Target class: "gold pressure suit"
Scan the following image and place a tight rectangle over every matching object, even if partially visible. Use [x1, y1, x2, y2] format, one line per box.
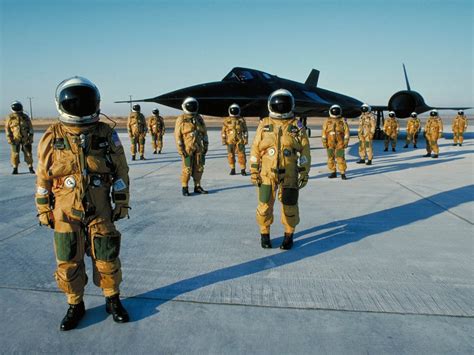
[406, 117, 421, 146]
[358, 112, 376, 160]
[35, 122, 130, 305]
[148, 114, 165, 152]
[424, 116, 443, 155]
[452, 114, 468, 145]
[383, 117, 399, 149]
[174, 113, 209, 187]
[322, 117, 349, 174]
[127, 112, 147, 156]
[5, 112, 34, 168]
[250, 117, 311, 234]
[221, 116, 248, 170]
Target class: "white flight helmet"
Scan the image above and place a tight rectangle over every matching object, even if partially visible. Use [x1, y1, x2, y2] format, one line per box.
[182, 97, 198, 115]
[55, 76, 100, 125]
[329, 104, 342, 118]
[388, 111, 396, 118]
[11, 101, 23, 112]
[458, 110, 464, 115]
[430, 109, 438, 117]
[361, 103, 371, 113]
[228, 103, 240, 117]
[410, 112, 417, 118]
[268, 89, 295, 119]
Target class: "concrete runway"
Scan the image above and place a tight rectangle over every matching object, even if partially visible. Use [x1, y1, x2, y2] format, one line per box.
[0, 126, 473, 354]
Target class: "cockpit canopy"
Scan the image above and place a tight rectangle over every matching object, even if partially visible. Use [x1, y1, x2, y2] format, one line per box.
[222, 67, 275, 83]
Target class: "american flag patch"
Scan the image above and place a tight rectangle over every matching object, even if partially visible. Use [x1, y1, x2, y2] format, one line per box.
[112, 131, 122, 147]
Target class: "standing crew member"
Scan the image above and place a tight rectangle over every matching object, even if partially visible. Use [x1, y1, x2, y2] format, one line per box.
[452, 110, 468, 146]
[148, 108, 165, 154]
[423, 109, 443, 158]
[322, 104, 349, 179]
[221, 103, 248, 175]
[35, 77, 130, 331]
[356, 103, 376, 165]
[383, 111, 399, 152]
[404, 112, 421, 148]
[127, 104, 147, 160]
[250, 89, 311, 250]
[174, 97, 209, 196]
[5, 101, 35, 174]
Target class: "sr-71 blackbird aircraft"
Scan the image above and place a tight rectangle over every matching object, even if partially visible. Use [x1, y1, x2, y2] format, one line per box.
[116, 65, 469, 137]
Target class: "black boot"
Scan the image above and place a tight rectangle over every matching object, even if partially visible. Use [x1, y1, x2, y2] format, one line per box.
[392, 148, 396, 152]
[341, 174, 347, 180]
[403, 144, 408, 148]
[131, 155, 136, 161]
[366, 160, 372, 165]
[153, 150, 157, 154]
[414, 144, 417, 148]
[432, 154, 439, 158]
[452, 143, 457, 146]
[229, 168, 236, 175]
[182, 187, 190, 196]
[140, 155, 145, 160]
[12, 167, 18, 175]
[194, 186, 208, 194]
[328, 172, 337, 179]
[261, 234, 272, 249]
[241, 169, 247, 176]
[459, 143, 462, 147]
[384, 147, 388, 152]
[29, 166, 35, 174]
[60, 301, 85, 331]
[280, 233, 293, 250]
[423, 153, 431, 157]
[105, 294, 129, 323]
[356, 159, 365, 164]
[158, 150, 162, 154]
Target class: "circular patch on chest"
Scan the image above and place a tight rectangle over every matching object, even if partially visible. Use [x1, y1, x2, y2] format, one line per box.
[64, 176, 76, 189]
[268, 148, 276, 156]
[92, 177, 102, 187]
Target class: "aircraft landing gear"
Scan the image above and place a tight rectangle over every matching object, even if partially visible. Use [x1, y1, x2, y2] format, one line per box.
[374, 110, 385, 140]
[299, 116, 311, 137]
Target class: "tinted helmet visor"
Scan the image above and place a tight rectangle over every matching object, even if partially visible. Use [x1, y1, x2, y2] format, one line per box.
[59, 86, 99, 117]
[269, 95, 292, 114]
[185, 101, 198, 113]
[330, 107, 341, 116]
[229, 106, 240, 116]
[11, 102, 23, 112]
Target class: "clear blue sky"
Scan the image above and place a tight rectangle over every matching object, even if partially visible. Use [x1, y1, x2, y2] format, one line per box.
[1, 0, 473, 117]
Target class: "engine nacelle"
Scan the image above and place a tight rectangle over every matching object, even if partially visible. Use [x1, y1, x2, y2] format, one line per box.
[388, 90, 427, 118]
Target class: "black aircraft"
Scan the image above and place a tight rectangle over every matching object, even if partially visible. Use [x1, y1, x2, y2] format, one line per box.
[116, 65, 469, 137]
[116, 67, 363, 118]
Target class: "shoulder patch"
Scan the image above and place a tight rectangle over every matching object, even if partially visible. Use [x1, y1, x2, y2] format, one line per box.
[297, 120, 304, 129]
[112, 131, 122, 147]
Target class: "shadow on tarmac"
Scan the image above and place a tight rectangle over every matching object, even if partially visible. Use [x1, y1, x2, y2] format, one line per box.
[78, 184, 473, 327]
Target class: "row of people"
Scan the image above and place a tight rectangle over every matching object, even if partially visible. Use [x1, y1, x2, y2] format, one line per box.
[126, 105, 165, 160]
[7, 76, 466, 331]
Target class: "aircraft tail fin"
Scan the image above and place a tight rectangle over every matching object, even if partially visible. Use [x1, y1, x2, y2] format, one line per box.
[305, 69, 320, 87]
[403, 63, 411, 91]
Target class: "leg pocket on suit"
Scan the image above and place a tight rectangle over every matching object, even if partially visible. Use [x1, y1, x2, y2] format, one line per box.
[93, 235, 121, 261]
[184, 156, 192, 167]
[227, 144, 234, 153]
[281, 188, 299, 206]
[54, 232, 78, 261]
[259, 184, 272, 203]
